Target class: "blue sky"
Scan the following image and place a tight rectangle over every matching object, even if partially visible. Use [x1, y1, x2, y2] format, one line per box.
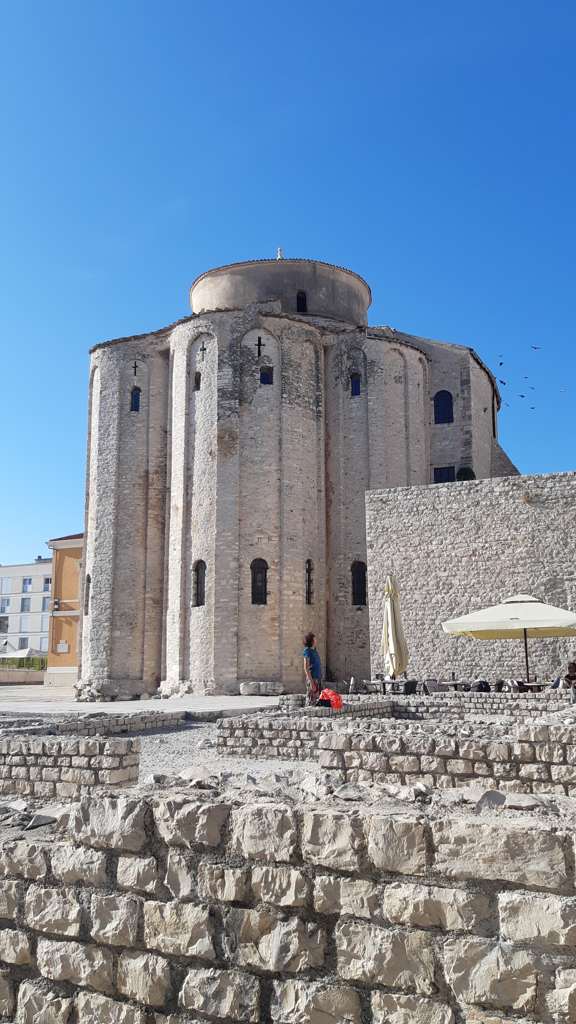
[0, 1, 574, 563]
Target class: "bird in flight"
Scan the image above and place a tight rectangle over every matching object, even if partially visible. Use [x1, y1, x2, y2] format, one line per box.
[499, 379, 507, 385]
[518, 394, 526, 398]
[531, 345, 541, 350]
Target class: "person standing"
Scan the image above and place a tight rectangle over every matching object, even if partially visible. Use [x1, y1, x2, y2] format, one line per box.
[303, 633, 322, 705]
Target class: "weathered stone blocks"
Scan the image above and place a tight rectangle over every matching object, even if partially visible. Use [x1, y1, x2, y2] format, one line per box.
[432, 819, 568, 889]
[0, 928, 33, 965]
[24, 885, 81, 937]
[371, 993, 455, 1024]
[366, 815, 428, 875]
[16, 980, 72, 1023]
[314, 876, 381, 918]
[335, 920, 435, 993]
[179, 967, 259, 1021]
[76, 991, 146, 1024]
[37, 938, 113, 993]
[300, 810, 362, 871]
[384, 882, 492, 933]
[117, 951, 171, 1006]
[271, 980, 362, 1022]
[91, 893, 141, 946]
[224, 909, 325, 973]
[154, 798, 230, 848]
[51, 845, 108, 886]
[70, 797, 148, 852]
[498, 891, 576, 945]
[231, 804, 297, 862]
[143, 900, 214, 958]
[444, 938, 539, 1012]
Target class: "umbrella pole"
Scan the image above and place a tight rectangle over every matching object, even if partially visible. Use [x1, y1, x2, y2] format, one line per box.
[523, 628, 530, 684]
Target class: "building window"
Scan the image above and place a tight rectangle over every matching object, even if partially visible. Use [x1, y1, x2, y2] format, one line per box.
[130, 386, 141, 412]
[20, 615, 30, 634]
[0, 616, 7, 635]
[43, 577, 51, 593]
[492, 400, 497, 438]
[456, 466, 476, 481]
[22, 578, 32, 593]
[350, 372, 361, 397]
[42, 596, 50, 612]
[40, 614, 49, 633]
[193, 560, 206, 607]
[260, 366, 274, 385]
[20, 598, 31, 613]
[18, 637, 29, 650]
[84, 574, 91, 615]
[0, 578, 10, 595]
[434, 466, 456, 483]
[39, 637, 49, 653]
[351, 561, 367, 606]
[305, 559, 314, 605]
[251, 559, 268, 605]
[296, 291, 308, 313]
[0, 599, 9, 614]
[194, 372, 201, 391]
[433, 390, 454, 424]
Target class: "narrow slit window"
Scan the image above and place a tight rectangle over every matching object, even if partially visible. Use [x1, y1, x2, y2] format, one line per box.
[260, 366, 274, 385]
[351, 561, 367, 606]
[193, 560, 206, 607]
[130, 386, 141, 412]
[350, 373, 361, 397]
[297, 291, 307, 313]
[194, 372, 201, 391]
[305, 559, 314, 605]
[251, 559, 268, 605]
[84, 574, 91, 615]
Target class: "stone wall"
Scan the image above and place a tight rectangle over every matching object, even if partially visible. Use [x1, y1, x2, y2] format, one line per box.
[367, 471, 576, 682]
[391, 691, 571, 719]
[0, 788, 574, 1021]
[319, 719, 576, 796]
[0, 709, 189, 738]
[0, 736, 139, 800]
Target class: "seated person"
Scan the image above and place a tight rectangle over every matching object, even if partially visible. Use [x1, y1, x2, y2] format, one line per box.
[550, 662, 576, 689]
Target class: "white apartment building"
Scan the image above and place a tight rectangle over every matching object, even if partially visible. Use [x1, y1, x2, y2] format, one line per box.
[0, 557, 53, 655]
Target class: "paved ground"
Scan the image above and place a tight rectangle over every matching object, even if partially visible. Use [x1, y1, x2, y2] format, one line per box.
[0, 686, 280, 717]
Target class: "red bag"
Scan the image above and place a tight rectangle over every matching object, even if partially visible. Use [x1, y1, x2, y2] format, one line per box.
[318, 688, 343, 711]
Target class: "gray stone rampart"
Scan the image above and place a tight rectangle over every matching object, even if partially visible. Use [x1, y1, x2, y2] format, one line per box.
[0, 787, 573, 1021]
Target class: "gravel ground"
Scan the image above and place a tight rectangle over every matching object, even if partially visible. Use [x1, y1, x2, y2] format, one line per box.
[138, 723, 318, 780]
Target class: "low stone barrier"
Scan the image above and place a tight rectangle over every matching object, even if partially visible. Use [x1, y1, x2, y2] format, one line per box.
[0, 709, 191, 738]
[391, 691, 571, 718]
[320, 720, 576, 795]
[0, 787, 573, 1021]
[0, 736, 139, 799]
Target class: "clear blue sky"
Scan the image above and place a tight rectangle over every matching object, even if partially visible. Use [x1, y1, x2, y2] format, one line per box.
[1, 1, 574, 564]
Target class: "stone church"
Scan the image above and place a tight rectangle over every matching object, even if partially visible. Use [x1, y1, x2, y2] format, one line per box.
[78, 257, 517, 699]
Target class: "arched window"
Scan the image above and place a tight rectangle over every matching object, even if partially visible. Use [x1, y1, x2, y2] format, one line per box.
[130, 386, 141, 412]
[296, 291, 307, 313]
[251, 559, 268, 605]
[433, 390, 453, 424]
[83, 574, 91, 616]
[351, 561, 367, 606]
[193, 560, 206, 607]
[305, 559, 314, 605]
[194, 372, 201, 391]
[456, 466, 476, 481]
[350, 372, 361, 397]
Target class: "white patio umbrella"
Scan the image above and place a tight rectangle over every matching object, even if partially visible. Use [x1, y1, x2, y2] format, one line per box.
[381, 575, 409, 679]
[442, 594, 576, 682]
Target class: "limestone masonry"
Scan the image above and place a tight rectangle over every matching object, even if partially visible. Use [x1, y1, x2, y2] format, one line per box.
[79, 257, 517, 698]
[367, 471, 576, 682]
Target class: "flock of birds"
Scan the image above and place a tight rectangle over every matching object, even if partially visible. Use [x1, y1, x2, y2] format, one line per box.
[489, 345, 565, 413]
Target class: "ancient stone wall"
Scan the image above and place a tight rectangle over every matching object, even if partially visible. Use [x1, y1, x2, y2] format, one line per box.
[0, 789, 574, 1022]
[319, 719, 576, 796]
[367, 471, 576, 682]
[0, 736, 139, 800]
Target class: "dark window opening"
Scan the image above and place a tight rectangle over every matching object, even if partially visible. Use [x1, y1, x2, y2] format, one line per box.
[350, 372, 361, 397]
[260, 366, 274, 385]
[305, 559, 314, 605]
[130, 386, 141, 412]
[251, 559, 268, 605]
[491, 400, 497, 438]
[84, 574, 91, 616]
[433, 390, 453, 424]
[194, 372, 201, 391]
[194, 560, 206, 607]
[456, 466, 476, 481]
[351, 561, 367, 606]
[434, 466, 456, 483]
[296, 291, 307, 313]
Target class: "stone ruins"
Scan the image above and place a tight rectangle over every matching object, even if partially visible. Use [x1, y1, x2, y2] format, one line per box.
[0, 686, 574, 1022]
